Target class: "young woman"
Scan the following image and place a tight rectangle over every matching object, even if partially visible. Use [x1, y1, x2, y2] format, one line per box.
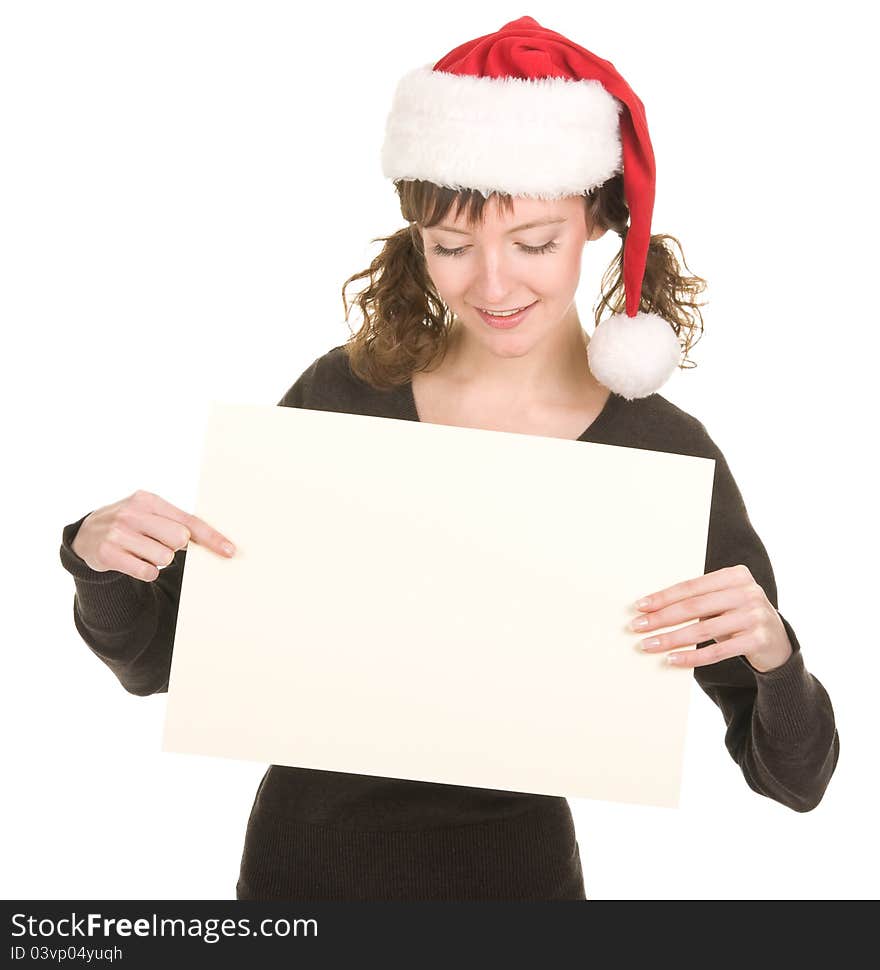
[59, 16, 839, 901]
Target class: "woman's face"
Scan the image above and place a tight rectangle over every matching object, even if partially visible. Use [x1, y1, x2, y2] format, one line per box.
[420, 194, 606, 354]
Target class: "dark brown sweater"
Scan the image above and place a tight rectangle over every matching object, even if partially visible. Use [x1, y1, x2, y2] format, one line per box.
[59, 344, 840, 901]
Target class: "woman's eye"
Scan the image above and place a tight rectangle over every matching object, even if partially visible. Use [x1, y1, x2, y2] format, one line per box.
[430, 243, 466, 257]
[430, 240, 559, 258]
[520, 240, 559, 255]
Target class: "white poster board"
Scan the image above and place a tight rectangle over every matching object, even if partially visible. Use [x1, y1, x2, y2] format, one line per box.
[161, 402, 715, 808]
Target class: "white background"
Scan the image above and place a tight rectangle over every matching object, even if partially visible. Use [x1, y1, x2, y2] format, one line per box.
[3, 0, 876, 900]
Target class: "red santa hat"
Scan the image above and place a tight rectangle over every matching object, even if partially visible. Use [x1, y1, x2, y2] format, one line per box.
[380, 15, 682, 401]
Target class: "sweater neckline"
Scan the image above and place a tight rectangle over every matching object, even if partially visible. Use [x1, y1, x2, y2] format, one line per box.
[400, 376, 623, 443]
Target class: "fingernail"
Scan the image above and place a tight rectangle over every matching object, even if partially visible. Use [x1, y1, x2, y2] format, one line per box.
[222, 541, 235, 556]
[636, 597, 651, 609]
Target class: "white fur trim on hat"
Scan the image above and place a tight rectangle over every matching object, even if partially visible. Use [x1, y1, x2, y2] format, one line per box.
[381, 64, 623, 200]
[587, 311, 681, 400]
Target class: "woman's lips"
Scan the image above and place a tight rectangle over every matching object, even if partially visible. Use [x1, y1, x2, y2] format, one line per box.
[475, 301, 537, 329]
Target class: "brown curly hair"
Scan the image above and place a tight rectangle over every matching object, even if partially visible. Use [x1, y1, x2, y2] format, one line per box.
[341, 176, 707, 391]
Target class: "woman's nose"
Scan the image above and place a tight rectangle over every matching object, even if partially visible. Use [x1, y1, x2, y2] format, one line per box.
[472, 251, 517, 298]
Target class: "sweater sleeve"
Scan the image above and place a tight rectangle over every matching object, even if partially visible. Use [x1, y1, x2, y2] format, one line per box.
[59, 361, 322, 696]
[691, 425, 840, 812]
[58, 514, 185, 696]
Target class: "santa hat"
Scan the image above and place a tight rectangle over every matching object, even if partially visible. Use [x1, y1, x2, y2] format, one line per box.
[380, 15, 681, 400]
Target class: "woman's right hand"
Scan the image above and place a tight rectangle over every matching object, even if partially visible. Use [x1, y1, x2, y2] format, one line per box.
[70, 489, 236, 582]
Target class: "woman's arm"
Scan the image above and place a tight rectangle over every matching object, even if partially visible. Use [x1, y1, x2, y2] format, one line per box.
[59, 513, 186, 696]
[59, 356, 324, 696]
[691, 426, 840, 812]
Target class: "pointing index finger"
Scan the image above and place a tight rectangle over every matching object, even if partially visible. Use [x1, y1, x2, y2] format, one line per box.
[139, 490, 235, 556]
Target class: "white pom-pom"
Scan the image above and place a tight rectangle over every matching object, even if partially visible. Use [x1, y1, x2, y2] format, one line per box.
[586, 311, 681, 401]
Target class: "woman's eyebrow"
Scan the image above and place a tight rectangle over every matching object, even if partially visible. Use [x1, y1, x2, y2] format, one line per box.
[433, 217, 568, 235]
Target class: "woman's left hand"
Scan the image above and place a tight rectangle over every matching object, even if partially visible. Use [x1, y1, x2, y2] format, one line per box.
[631, 564, 794, 673]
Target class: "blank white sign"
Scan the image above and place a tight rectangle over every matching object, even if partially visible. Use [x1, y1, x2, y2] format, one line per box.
[161, 402, 715, 808]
